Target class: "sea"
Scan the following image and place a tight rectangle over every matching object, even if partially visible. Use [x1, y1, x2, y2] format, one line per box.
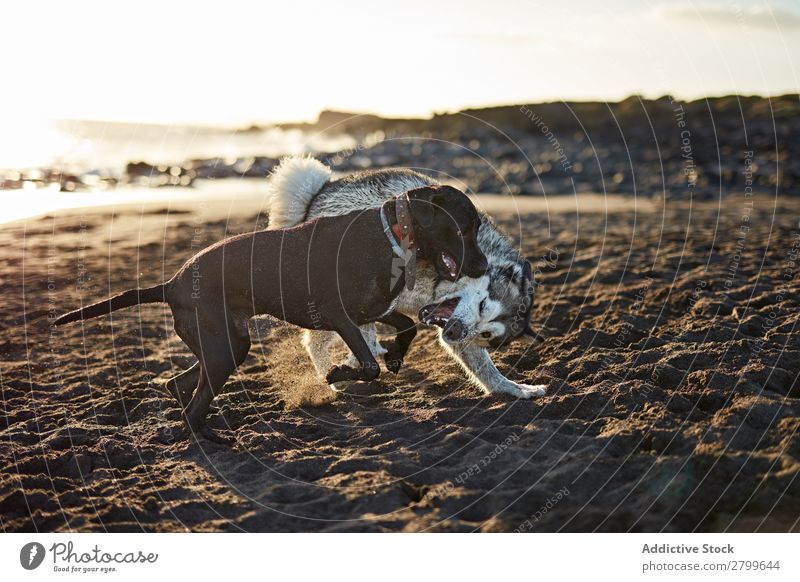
[0, 119, 355, 223]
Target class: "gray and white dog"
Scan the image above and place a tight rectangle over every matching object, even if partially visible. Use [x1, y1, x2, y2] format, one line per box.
[266, 157, 546, 398]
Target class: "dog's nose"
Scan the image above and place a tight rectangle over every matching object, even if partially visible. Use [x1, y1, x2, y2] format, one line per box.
[443, 319, 466, 342]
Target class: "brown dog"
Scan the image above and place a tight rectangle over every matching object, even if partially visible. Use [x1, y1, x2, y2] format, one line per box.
[54, 186, 488, 433]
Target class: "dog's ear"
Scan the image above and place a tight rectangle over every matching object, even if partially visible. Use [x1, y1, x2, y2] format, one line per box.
[406, 186, 441, 228]
[523, 260, 533, 281]
[523, 260, 535, 294]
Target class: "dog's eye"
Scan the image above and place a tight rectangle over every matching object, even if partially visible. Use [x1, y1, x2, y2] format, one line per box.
[479, 298, 486, 312]
[480, 331, 493, 339]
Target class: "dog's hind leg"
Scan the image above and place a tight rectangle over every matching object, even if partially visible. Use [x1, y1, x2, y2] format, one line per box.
[166, 308, 207, 406]
[325, 320, 380, 384]
[377, 312, 417, 374]
[162, 362, 200, 407]
[176, 309, 252, 432]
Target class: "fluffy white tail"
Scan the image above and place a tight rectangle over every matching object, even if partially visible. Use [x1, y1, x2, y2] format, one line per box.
[266, 156, 331, 229]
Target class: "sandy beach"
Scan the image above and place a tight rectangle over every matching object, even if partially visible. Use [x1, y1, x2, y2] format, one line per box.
[1, 186, 798, 532]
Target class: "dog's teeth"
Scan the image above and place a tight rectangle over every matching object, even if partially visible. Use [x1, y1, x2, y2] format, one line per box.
[440, 252, 458, 279]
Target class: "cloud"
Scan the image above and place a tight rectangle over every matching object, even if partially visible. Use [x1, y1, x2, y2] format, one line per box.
[658, 3, 800, 32]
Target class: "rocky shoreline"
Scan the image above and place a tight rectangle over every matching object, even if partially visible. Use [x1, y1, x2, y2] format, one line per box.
[2, 95, 797, 200]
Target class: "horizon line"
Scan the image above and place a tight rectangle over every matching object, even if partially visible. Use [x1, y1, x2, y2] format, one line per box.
[42, 91, 798, 130]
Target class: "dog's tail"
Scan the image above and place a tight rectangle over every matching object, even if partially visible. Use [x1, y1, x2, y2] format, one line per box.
[266, 156, 331, 229]
[53, 284, 166, 326]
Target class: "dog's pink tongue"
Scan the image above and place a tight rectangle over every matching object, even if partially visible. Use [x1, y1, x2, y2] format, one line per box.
[419, 298, 459, 327]
[441, 252, 458, 279]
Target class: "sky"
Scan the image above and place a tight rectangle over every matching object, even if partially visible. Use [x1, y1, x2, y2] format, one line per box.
[1, 0, 798, 125]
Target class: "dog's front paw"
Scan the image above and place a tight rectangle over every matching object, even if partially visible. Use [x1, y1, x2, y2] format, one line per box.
[489, 380, 547, 399]
[326, 365, 354, 384]
[515, 383, 547, 398]
[326, 362, 380, 383]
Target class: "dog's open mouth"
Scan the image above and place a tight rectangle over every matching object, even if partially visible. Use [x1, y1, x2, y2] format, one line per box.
[419, 298, 460, 328]
[436, 251, 459, 281]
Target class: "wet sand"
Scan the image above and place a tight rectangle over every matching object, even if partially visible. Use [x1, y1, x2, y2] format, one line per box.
[1, 191, 799, 532]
